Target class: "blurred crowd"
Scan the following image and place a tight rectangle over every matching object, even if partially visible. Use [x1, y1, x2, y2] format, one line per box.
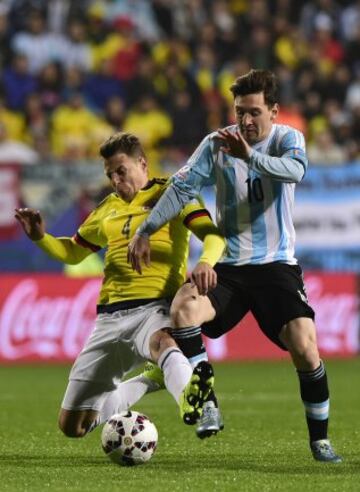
[0, 0, 359, 176]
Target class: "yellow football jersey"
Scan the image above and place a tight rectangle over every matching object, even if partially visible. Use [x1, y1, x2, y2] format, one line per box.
[73, 179, 214, 304]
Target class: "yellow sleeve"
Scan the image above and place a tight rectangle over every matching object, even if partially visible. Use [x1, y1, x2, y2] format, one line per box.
[35, 233, 93, 264]
[181, 202, 226, 267]
[35, 206, 107, 264]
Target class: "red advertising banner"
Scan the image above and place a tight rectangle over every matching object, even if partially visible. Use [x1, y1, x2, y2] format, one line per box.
[0, 275, 101, 362]
[0, 273, 358, 362]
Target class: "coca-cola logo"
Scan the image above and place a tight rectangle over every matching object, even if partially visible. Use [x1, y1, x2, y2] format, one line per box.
[306, 276, 359, 354]
[0, 278, 101, 360]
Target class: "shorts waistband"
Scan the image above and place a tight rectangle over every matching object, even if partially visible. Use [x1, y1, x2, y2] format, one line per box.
[97, 298, 162, 314]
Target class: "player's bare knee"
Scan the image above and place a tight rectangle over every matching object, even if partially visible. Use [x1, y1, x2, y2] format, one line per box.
[58, 417, 83, 438]
[171, 295, 200, 327]
[150, 329, 176, 361]
[281, 318, 319, 368]
[58, 410, 91, 438]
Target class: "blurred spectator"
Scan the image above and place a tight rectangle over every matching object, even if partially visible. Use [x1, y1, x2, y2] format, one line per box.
[107, 0, 161, 42]
[51, 92, 110, 160]
[37, 62, 63, 113]
[345, 71, 360, 110]
[0, 96, 26, 141]
[247, 25, 275, 70]
[125, 55, 159, 106]
[0, 0, 357, 174]
[307, 129, 347, 165]
[23, 92, 48, 141]
[0, 121, 39, 164]
[166, 90, 207, 152]
[83, 58, 125, 112]
[123, 94, 172, 175]
[300, 0, 341, 40]
[8, 0, 48, 32]
[340, 0, 360, 42]
[123, 94, 172, 150]
[12, 10, 68, 74]
[204, 90, 229, 132]
[110, 17, 142, 81]
[0, 7, 12, 70]
[62, 66, 85, 100]
[63, 18, 91, 71]
[2, 54, 38, 110]
[276, 101, 307, 135]
[103, 96, 126, 130]
[191, 43, 218, 96]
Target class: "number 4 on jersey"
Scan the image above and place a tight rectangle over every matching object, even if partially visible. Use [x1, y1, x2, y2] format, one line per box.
[121, 215, 133, 239]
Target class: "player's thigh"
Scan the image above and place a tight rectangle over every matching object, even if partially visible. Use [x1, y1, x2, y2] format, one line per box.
[201, 265, 250, 338]
[61, 379, 116, 413]
[170, 282, 216, 326]
[250, 263, 315, 350]
[68, 313, 138, 385]
[134, 299, 174, 361]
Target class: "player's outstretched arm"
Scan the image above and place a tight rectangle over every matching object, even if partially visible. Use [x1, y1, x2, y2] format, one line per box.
[15, 207, 90, 264]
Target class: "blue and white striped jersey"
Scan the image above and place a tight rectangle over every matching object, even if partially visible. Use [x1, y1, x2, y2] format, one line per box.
[138, 123, 308, 266]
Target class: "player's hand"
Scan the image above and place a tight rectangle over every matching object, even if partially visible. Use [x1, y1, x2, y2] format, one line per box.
[127, 233, 151, 274]
[190, 262, 217, 296]
[14, 208, 45, 241]
[216, 127, 251, 160]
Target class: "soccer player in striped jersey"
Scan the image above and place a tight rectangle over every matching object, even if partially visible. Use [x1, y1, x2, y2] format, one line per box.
[15, 132, 226, 440]
[128, 70, 342, 462]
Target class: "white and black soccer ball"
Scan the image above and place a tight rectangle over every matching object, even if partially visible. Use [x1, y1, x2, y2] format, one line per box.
[101, 411, 158, 466]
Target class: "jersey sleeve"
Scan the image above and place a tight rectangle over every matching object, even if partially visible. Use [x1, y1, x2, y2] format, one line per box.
[181, 199, 226, 266]
[278, 129, 308, 172]
[35, 233, 93, 264]
[248, 127, 307, 183]
[75, 208, 107, 251]
[137, 135, 217, 237]
[171, 135, 217, 195]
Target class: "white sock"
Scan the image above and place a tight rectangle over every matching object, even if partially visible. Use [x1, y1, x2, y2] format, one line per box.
[99, 375, 158, 424]
[157, 347, 192, 404]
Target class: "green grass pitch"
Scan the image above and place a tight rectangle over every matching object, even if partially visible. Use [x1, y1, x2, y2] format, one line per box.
[0, 359, 359, 492]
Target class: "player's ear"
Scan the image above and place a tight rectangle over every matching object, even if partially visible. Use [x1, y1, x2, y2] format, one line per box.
[270, 103, 279, 121]
[139, 156, 147, 171]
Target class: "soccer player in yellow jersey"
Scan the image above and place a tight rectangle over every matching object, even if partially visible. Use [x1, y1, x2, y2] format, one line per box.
[15, 132, 226, 440]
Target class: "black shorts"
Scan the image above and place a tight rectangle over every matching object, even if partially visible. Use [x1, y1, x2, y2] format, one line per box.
[202, 262, 315, 351]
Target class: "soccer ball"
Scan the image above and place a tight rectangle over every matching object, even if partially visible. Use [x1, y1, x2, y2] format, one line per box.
[101, 411, 158, 466]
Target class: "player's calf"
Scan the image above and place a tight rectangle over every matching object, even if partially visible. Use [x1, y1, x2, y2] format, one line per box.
[58, 408, 99, 438]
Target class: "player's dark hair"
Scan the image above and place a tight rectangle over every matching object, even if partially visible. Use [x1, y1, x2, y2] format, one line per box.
[99, 132, 145, 159]
[230, 69, 278, 107]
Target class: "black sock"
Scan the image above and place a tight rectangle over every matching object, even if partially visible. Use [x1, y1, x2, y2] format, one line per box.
[170, 326, 208, 368]
[297, 361, 329, 443]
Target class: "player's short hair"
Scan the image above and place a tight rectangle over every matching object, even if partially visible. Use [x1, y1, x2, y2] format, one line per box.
[230, 69, 278, 107]
[99, 132, 145, 159]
